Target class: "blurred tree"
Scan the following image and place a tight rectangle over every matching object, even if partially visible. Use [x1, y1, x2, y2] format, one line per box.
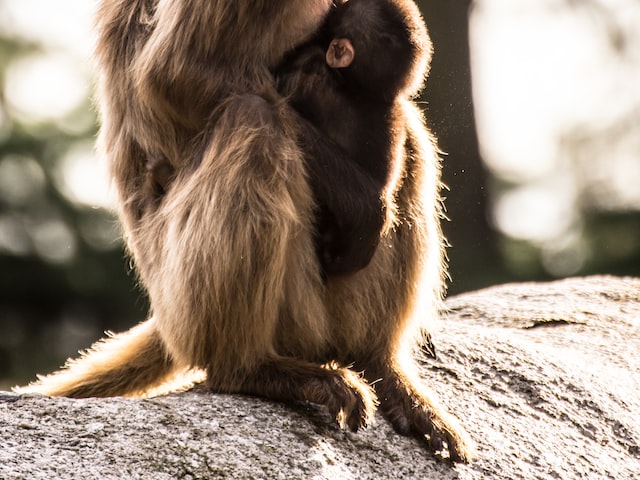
[470, 0, 640, 281]
[417, 0, 508, 293]
[419, 0, 640, 290]
[0, 33, 144, 388]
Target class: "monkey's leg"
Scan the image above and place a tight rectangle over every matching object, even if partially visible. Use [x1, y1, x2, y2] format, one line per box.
[359, 102, 474, 462]
[210, 356, 377, 432]
[361, 359, 476, 462]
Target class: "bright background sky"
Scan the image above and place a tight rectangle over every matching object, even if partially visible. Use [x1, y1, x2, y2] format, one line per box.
[0, 0, 110, 214]
[1, 0, 96, 119]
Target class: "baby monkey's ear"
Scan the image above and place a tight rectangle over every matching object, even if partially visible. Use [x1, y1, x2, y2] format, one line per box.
[326, 38, 355, 68]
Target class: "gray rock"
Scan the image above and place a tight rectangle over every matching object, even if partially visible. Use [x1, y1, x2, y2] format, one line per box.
[2, 276, 639, 479]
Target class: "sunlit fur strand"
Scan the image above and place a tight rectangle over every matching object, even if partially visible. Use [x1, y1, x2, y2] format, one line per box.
[14, 319, 174, 398]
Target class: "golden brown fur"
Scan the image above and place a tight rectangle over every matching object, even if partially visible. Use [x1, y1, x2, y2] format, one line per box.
[16, 0, 474, 462]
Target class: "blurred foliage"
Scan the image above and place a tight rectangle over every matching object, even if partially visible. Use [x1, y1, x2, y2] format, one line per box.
[421, 0, 640, 291]
[0, 33, 145, 388]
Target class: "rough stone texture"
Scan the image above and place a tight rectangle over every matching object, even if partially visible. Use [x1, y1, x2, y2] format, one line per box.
[1, 275, 639, 479]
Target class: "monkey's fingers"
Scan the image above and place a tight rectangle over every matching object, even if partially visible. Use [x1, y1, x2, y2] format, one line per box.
[371, 369, 476, 463]
[304, 365, 377, 432]
[338, 367, 378, 432]
[404, 401, 476, 463]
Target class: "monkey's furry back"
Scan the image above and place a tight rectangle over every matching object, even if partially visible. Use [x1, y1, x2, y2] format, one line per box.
[16, 0, 440, 435]
[14, 0, 475, 462]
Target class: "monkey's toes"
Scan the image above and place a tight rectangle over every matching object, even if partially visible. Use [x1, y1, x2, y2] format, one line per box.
[376, 380, 475, 463]
[404, 404, 476, 463]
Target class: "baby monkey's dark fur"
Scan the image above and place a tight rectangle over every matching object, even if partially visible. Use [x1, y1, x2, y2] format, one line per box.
[277, 0, 425, 275]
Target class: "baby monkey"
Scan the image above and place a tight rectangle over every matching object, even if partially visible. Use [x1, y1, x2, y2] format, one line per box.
[276, 0, 427, 275]
[144, 0, 426, 277]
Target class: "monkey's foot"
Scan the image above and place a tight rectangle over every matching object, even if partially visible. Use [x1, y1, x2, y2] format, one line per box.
[216, 357, 377, 432]
[370, 366, 476, 462]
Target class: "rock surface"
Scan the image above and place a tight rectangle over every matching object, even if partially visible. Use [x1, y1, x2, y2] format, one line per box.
[1, 276, 639, 479]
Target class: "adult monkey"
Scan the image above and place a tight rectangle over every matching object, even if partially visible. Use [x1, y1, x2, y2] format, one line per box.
[18, 0, 475, 462]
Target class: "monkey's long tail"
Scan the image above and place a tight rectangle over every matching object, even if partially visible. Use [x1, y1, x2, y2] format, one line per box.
[14, 318, 178, 398]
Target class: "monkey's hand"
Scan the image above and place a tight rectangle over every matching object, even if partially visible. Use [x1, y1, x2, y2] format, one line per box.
[230, 356, 377, 433]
